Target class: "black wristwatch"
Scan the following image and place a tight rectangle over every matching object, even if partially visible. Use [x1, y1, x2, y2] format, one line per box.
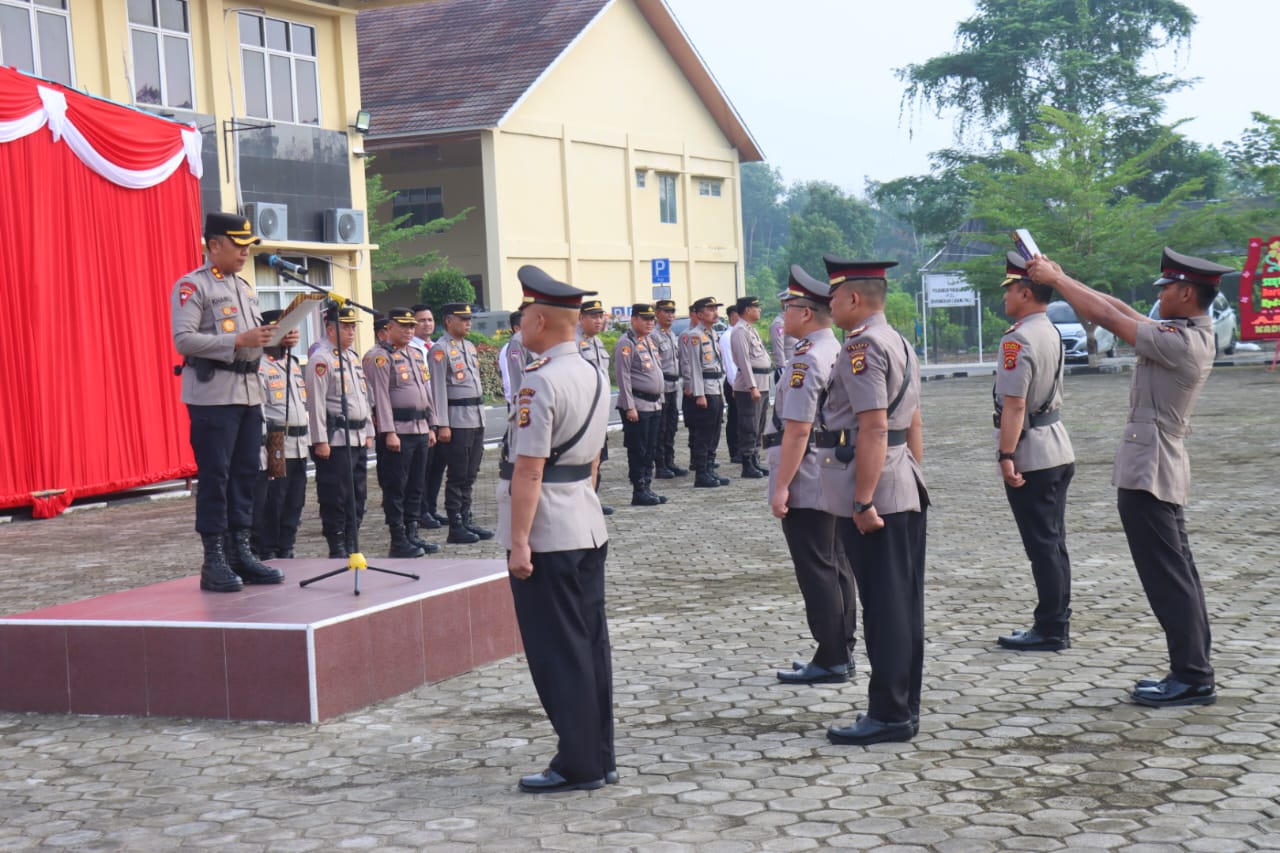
[852, 500, 875, 514]
[997, 450, 1016, 462]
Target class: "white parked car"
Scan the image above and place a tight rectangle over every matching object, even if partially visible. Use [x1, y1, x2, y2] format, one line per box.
[1047, 300, 1116, 362]
[1147, 292, 1238, 355]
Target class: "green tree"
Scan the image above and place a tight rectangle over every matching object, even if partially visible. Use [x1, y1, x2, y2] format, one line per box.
[740, 162, 789, 273]
[779, 181, 875, 283]
[898, 0, 1195, 150]
[366, 160, 472, 292]
[1222, 112, 1280, 195]
[418, 262, 476, 319]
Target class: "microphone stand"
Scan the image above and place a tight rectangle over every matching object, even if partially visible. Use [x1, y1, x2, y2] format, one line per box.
[269, 264, 419, 595]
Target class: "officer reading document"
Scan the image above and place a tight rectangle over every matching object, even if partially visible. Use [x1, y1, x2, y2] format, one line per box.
[499, 265, 614, 794]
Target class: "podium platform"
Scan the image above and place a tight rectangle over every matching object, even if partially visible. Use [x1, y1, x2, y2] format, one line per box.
[0, 558, 520, 723]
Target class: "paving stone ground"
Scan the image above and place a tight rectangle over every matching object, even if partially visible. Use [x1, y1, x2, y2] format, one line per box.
[1, 365, 1278, 851]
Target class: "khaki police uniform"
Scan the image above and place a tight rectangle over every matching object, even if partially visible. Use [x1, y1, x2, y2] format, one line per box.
[679, 321, 726, 478]
[252, 351, 308, 558]
[501, 330, 532, 408]
[428, 333, 487, 525]
[818, 311, 927, 726]
[764, 326, 855, 670]
[730, 320, 773, 463]
[653, 322, 683, 474]
[366, 339, 435, 534]
[995, 310, 1075, 637]
[306, 342, 374, 553]
[770, 313, 796, 382]
[614, 329, 665, 495]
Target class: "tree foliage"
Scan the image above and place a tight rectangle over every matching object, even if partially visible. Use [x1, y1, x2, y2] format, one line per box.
[418, 263, 477, 319]
[366, 160, 472, 292]
[1222, 112, 1280, 195]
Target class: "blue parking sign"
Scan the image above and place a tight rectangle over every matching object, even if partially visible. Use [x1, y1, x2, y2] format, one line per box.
[651, 258, 670, 284]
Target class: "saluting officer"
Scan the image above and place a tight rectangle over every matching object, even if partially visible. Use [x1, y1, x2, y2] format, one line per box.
[251, 309, 308, 561]
[818, 255, 927, 746]
[171, 212, 284, 592]
[366, 307, 439, 559]
[499, 265, 615, 794]
[429, 303, 494, 544]
[577, 299, 614, 515]
[993, 252, 1075, 652]
[306, 304, 375, 558]
[614, 303, 668, 507]
[766, 266, 856, 686]
[679, 297, 730, 488]
[652, 298, 688, 478]
[1028, 247, 1231, 708]
[729, 295, 773, 478]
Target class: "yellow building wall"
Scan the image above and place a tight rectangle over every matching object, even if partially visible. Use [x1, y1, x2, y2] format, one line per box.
[491, 0, 744, 314]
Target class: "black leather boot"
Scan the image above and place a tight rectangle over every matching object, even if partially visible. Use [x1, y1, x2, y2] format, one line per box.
[741, 460, 764, 478]
[666, 456, 689, 477]
[200, 533, 243, 592]
[631, 482, 661, 505]
[226, 530, 285, 584]
[751, 454, 769, 476]
[418, 512, 442, 530]
[642, 478, 667, 504]
[388, 524, 426, 558]
[325, 531, 349, 559]
[463, 510, 495, 540]
[694, 467, 722, 488]
[447, 513, 480, 544]
[405, 521, 439, 555]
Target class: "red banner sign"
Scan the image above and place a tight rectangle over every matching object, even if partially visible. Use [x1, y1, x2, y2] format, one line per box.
[1240, 236, 1280, 340]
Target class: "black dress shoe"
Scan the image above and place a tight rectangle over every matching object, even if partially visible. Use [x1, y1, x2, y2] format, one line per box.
[777, 663, 848, 685]
[1135, 674, 1172, 689]
[601, 504, 615, 516]
[518, 769, 605, 793]
[793, 659, 855, 675]
[1130, 678, 1216, 708]
[827, 714, 915, 745]
[605, 770, 619, 785]
[631, 490, 661, 506]
[996, 627, 1069, 651]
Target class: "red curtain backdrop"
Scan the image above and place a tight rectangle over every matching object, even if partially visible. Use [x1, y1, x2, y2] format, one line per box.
[0, 67, 201, 516]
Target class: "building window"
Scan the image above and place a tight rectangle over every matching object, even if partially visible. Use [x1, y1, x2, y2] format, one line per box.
[392, 187, 444, 227]
[698, 179, 722, 198]
[0, 0, 74, 86]
[635, 169, 646, 189]
[128, 0, 193, 109]
[658, 173, 678, 224]
[239, 11, 319, 125]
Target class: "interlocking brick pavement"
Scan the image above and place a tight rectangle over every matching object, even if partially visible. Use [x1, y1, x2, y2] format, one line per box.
[1, 366, 1278, 850]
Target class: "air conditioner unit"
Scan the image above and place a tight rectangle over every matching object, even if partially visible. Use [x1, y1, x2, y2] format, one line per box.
[324, 208, 364, 244]
[242, 202, 288, 241]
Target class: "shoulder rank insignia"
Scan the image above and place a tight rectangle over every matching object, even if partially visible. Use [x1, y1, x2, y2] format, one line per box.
[526, 356, 551, 372]
[794, 338, 813, 355]
[1157, 322, 1182, 333]
[847, 324, 867, 338]
[1003, 322, 1019, 335]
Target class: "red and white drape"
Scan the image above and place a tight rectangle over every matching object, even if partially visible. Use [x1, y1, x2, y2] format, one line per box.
[0, 66, 204, 516]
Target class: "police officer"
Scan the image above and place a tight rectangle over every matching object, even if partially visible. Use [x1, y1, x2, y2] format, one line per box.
[1028, 247, 1231, 708]
[730, 295, 773, 478]
[499, 310, 532, 408]
[171, 212, 284, 592]
[614, 303, 667, 506]
[429, 303, 493, 544]
[366, 307, 439, 559]
[720, 304, 741, 463]
[652, 299, 688, 478]
[499, 265, 614, 793]
[307, 304, 375, 558]
[577, 299, 614, 515]
[992, 252, 1075, 651]
[818, 255, 927, 746]
[766, 266, 856, 685]
[679, 297, 730, 488]
[411, 304, 445, 531]
[251, 309, 308, 560]
[769, 290, 796, 385]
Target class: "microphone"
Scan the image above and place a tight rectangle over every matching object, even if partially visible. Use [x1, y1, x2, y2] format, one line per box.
[263, 254, 306, 275]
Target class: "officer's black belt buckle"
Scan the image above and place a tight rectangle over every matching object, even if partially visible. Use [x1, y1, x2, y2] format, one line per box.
[498, 460, 593, 483]
[447, 396, 483, 407]
[633, 390, 661, 403]
[392, 407, 430, 421]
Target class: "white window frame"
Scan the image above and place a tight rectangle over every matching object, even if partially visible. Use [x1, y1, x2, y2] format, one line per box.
[658, 172, 678, 224]
[127, 0, 195, 110]
[0, 0, 75, 86]
[239, 12, 320, 126]
[698, 179, 722, 198]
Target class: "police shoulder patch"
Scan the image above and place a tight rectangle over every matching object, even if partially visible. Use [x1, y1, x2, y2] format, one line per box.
[432, 349, 445, 361]
[518, 406, 531, 428]
[373, 354, 388, 368]
[314, 362, 328, 377]
[525, 356, 551, 372]
[177, 283, 195, 306]
[793, 338, 813, 355]
[1002, 340, 1022, 370]
[621, 346, 631, 356]
[789, 370, 806, 388]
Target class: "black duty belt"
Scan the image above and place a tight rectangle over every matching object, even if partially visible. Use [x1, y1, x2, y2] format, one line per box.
[662, 373, 679, 382]
[1029, 409, 1061, 428]
[633, 390, 661, 403]
[702, 372, 724, 380]
[267, 423, 308, 436]
[751, 367, 772, 375]
[185, 356, 260, 374]
[448, 396, 482, 407]
[813, 428, 907, 448]
[326, 415, 367, 430]
[498, 460, 594, 482]
[762, 431, 815, 450]
[392, 407, 430, 421]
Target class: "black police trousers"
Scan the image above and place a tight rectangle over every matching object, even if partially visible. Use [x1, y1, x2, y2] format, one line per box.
[188, 403, 262, 535]
[837, 508, 927, 724]
[733, 389, 769, 458]
[440, 426, 484, 515]
[312, 444, 367, 545]
[682, 392, 723, 472]
[423, 441, 445, 517]
[509, 543, 614, 784]
[723, 379, 739, 458]
[376, 432, 429, 527]
[251, 458, 307, 556]
[1117, 488, 1214, 687]
[1004, 462, 1074, 634]
[660, 389, 680, 468]
[621, 409, 661, 486]
[782, 508, 856, 669]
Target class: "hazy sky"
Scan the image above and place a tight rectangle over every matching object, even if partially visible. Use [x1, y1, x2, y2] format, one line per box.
[664, 0, 1266, 194]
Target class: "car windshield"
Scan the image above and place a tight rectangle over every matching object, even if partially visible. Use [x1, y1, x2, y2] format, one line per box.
[1046, 301, 1079, 324]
